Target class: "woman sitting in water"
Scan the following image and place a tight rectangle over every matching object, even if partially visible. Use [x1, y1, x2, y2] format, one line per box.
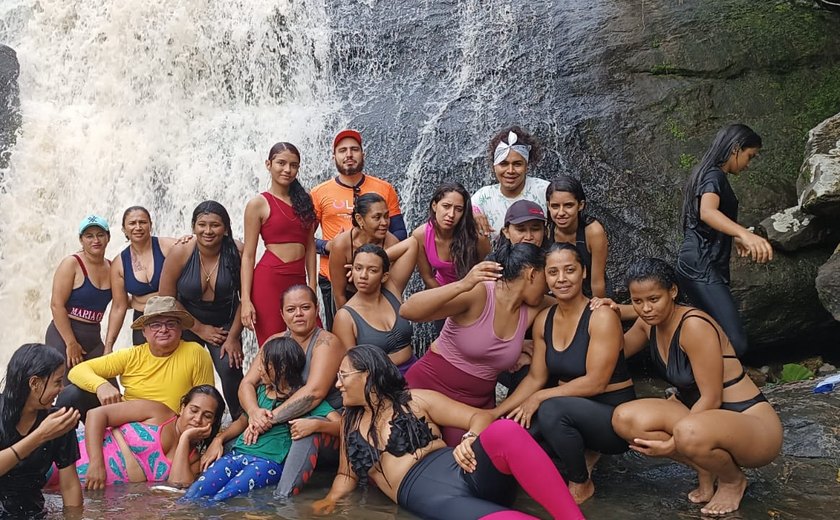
[402, 242, 551, 446]
[237, 285, 345, 498]
[332, 240, 419, 375]
[160, 200, 245, 419]
[73, 385, 224, 489]
[545, 176, 608, 298]
[494, 243, 635, 504]
[329, 192, 400, 310]
[411, 182, 490, 290]
[47, 215, 112, 376]
[105, 206, 179, 349]
[611, 258, 782, 516]
[0, 344, 81, 518]
[187, 337, 340, 502]
[313, 344, 584, 520]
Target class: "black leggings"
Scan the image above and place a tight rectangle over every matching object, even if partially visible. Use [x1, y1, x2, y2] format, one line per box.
[45, 319, 105, 384]
[318, 275, 337, 332]
[397, 440, 517, 520]
[532, 386, 636, 483]
[182, 330, 243, 419]
[677, 275, 747, 357]
[131, 309, 146, 345]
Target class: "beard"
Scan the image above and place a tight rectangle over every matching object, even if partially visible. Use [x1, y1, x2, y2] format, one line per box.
[336, 156, 364, 176]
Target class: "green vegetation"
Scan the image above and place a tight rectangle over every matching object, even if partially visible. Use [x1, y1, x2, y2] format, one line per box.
[678, 153, 697, 171]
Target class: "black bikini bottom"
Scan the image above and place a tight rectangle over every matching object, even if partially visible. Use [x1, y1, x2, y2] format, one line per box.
[720, 391, 768, 413]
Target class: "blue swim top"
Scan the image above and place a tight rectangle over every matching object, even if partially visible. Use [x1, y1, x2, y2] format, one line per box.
[120, 237, 166, 297]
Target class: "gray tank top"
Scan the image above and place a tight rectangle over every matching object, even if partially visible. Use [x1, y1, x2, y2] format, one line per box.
[293, 328, 343, 409]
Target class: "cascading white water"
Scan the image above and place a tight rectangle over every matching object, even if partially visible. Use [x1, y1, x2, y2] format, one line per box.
[0, 0, 340, 373]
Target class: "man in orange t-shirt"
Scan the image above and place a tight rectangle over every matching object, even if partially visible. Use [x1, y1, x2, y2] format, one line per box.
[311, 129, 405, 329]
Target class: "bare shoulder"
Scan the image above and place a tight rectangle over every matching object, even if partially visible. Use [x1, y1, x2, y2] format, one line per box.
[410, 225, 426, 243]
[585, 219, 607, 239]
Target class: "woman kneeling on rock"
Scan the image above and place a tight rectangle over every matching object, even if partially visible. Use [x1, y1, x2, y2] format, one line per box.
[611, 258, 782, 516]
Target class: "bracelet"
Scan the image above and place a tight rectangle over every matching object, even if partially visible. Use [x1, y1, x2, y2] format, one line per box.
[9, 445, 22, 461]
[461, 431, 477, 442]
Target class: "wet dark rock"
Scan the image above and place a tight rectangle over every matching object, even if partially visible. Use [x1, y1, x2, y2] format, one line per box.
[816, 247, 840, 320]
[798, 112, 840, 218]
[0, 44, 20, 171]
[818, 362, 836, 374]
[758, 205, 837, 252]
[327, 0, 840, 352]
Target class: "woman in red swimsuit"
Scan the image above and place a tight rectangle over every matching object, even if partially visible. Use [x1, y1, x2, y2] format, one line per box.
[241, 142, 318, 347]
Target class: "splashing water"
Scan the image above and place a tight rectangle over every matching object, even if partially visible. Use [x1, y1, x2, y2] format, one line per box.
[0, 0, 340, 373]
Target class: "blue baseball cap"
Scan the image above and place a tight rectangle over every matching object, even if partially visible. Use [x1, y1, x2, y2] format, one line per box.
[78, 215, 110, 236]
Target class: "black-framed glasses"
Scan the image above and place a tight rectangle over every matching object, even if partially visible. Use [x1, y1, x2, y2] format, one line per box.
[147, 320, 180, 331]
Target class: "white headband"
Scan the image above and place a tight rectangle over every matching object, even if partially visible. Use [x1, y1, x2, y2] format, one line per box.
[493, 131, 532, 165]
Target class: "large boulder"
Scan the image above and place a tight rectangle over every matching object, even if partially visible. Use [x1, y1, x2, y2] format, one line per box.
[816, 246, 840, 321]
[0, 44, 20, 171]
[798, 112, 840, 217]
[757, 205, 837, 252]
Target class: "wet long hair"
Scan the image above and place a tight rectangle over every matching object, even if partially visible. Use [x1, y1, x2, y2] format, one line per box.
[428, 182, 480, 279]
[486, 241, 546, 281]
[545, 175, 592, 240]
[487, 125, 543, 170]
[341, 344, 420, 485]
[191, 201, 241, 299]
[625, 257, 681, 298]
[261, 337, 306, 399]
[267, 142, 316, 228]
[0, 344, 66, 447]
[179, 385, 225, 452]
[351, 193, 387, 229]
[681, 124, 762, 229]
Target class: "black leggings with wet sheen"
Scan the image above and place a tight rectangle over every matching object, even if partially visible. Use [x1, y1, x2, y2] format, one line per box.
[531, 386, 636, 483]
[677, 275, 748, 357]
[182, 330, 243, 419]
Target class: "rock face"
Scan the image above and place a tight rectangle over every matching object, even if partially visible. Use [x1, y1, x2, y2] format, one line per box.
[758, 205, 837, 252]
[327, 0, 840, 350]
[816, 247, 840, 321]
[798, 113, 840, 217]
[0, 45, 20, 171]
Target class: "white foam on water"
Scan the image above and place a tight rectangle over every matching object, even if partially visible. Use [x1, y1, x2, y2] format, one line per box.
[0, 0, 341, 375]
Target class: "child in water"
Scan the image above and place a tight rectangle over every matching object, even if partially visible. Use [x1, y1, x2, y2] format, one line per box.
[184, 336, 339, 501]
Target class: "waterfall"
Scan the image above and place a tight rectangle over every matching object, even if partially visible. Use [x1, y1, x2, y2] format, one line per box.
[0, 0, 339, 371]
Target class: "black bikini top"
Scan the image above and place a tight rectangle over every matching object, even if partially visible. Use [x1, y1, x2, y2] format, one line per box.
[650, 310, 744, 407]
[544, 304, 630, 385]
[346, 411, 437, 484]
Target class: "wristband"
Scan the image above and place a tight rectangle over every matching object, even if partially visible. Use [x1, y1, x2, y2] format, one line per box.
[461, 431, 477, 442]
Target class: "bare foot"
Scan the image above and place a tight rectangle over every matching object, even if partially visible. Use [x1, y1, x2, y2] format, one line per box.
[700, 475, 747, 516]
[569, 479, 595, 504]
[688, 469, 715, 504]
[584, 450, 601, 477]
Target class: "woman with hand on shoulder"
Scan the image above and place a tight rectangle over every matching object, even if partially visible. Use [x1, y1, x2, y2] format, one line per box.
[0, 344, 81, 518]
[472, 126, 549, 240]
[314, 345, 584, 520]
[332, 239, 419, 374]
[74, 385, 224, 489]
[494, 243, 634, 504]
[241, 142, 318, 347]
[47, 215, 112, 376]
[329, 193, 399, 310]
[612, 258, 781, 516]
[401, 242, 550, 446]
[411, 182, 490, 290]
[678, 124, 771, 357]
[546, 176, 608, 298]
[159, 201, 245, 419]
[105, 206, 179, 350]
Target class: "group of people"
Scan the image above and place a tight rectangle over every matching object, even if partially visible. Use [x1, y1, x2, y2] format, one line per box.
[0, 123, 783, 519]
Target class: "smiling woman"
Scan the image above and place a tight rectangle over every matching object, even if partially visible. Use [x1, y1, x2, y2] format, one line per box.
[159, 201, 245, 419]
[45, 215, 113, 381]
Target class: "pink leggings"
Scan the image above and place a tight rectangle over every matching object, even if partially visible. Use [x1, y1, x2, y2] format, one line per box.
[397, 420, 584, 520]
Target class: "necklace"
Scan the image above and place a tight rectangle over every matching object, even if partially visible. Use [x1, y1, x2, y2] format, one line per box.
[199, 253, 220, 286]
[267, 190, 296, 222]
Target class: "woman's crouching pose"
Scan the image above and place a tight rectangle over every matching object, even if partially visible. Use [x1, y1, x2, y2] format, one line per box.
[611, 258, 781, 516]
[314, 344, 584, 520]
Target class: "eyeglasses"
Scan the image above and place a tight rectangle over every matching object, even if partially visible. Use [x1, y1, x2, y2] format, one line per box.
[336, 369, 364, 384]
[147, 320, 180, 331]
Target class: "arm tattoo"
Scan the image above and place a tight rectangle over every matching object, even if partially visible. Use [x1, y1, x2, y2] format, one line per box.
[272, 395, 317, 425]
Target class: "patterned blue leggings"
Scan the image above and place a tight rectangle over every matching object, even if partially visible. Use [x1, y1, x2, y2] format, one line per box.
[184, 452, 284, 501]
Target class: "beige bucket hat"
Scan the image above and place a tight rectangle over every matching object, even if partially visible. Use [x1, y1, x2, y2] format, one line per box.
[130, 296, 195, 330]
